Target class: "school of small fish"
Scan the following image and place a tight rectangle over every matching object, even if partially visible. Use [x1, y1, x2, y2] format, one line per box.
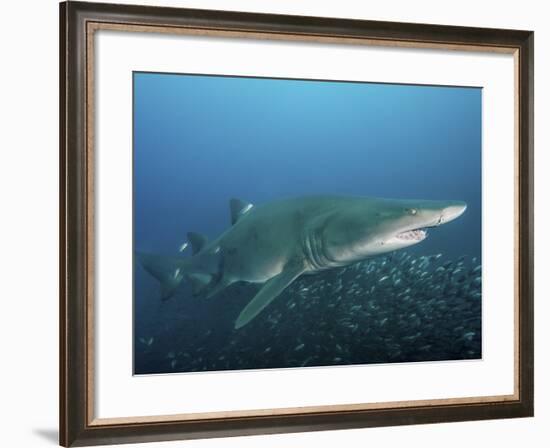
[135, 252, 482, 374]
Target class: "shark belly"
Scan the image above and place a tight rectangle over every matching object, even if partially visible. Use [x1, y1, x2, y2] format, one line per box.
[218, 214, 304, 284]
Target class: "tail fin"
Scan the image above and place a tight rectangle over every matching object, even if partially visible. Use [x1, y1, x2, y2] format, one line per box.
[136, 252, 187, 301]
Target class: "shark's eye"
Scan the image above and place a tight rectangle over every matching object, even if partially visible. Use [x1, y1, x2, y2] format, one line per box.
[407, 208, 418, 215]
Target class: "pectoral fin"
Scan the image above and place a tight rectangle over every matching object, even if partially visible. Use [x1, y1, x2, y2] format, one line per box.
[234, 262, 305, 329]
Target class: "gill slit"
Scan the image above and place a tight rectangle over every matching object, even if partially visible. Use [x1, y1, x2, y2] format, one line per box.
[302, 228, 336, 271]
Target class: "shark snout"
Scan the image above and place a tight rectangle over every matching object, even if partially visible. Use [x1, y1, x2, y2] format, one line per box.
[438, 201, 467, 225]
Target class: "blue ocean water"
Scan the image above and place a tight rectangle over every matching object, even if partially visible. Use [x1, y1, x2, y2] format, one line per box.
[133, 72, 482, 374]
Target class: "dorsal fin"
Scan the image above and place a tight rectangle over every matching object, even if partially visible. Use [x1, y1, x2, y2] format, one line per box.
[187, 232, 208, 255]
[230, 198, 253, 225]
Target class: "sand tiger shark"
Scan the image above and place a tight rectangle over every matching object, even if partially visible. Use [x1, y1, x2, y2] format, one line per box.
[137, 196, 467, 329]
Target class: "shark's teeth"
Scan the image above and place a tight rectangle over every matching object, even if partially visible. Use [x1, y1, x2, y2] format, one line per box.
[396, 229, 427, 241]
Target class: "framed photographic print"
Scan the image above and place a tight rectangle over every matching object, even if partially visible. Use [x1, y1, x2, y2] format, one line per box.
[59, 1, 534, 446]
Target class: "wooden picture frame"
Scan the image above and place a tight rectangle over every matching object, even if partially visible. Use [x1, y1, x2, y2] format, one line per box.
[60, 1, 534, 446]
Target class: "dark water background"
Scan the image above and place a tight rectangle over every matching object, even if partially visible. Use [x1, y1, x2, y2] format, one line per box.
[133, 72, 482, 374]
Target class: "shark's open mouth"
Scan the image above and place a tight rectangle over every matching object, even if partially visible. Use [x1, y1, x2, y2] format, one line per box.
[395, 229, 427, 241]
